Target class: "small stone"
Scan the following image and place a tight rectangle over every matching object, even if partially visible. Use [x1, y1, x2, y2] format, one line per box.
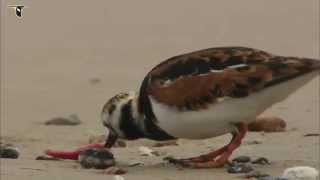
[252, 157, 270, 165]
[89, 78, 101, 85]
[240, 170, 270, 179]
[248, 117, 286, 132]
[105, 167, 127, 175]
[281, 166, 319, 180]
[45, 114, 81, 126]
[256, 177, 280, 180]
[303, 133, 320, 137]
[0, 144, 19, 159]
[79, 148, 115, 169]
[257, 177, 288, 180]
[152, 140, 178, 147]
[227, 163, 254, 173]
[128, 161, 144, 167]
[244, 140, 262, 145]
[232, 156, 251, 163]
[35, 155, 60, 161]
[113, 175, 125, 180]
[139, 146, 160, 156]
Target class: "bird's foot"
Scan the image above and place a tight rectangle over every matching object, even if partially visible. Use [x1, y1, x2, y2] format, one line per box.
[164, 156, 227, 168]
[165, 150, 232, 169]
[164, 156, 191, 167]
[166, 145, 228, 164]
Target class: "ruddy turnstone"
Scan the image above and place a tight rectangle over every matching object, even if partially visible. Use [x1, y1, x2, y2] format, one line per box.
[44, 47, 319, 165]
[100, 47, 319, 168]
[8, 5, 26, 18]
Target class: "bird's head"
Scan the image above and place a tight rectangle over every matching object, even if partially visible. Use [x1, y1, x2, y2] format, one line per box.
[101, 92, 145, 148]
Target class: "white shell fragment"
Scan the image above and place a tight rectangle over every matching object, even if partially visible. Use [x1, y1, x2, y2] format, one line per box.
[113, 175, 125, 180]
[138, 146, 159, 156]
[281, 166, 319, 180]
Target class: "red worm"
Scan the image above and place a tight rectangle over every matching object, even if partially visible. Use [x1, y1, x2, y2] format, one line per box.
[45, 143, 105, 160]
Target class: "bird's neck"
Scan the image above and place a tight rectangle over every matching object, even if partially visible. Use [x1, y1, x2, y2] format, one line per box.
[133, 95, 176, 141]
[118, 96, 146, 140]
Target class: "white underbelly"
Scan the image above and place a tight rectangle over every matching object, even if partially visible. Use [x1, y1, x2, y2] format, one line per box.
[150, 72, 319, 139]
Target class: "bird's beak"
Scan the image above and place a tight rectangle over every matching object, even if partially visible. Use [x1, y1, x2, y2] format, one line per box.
[104, 128, 118, 148]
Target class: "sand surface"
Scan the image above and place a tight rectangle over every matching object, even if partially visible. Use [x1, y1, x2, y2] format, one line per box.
[1, 0, 319, 179]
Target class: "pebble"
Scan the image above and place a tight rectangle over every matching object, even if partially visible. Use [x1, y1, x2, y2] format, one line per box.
[281, 166, 319, 180]
[248, 117, 286, 132]
[89, 78, 101, 85]
[35, 155, 60, 161]
[252, 157, 270, 165]
[105, 167, 127, 175]
[139, 146, 160, 156]
[232, 156, 251, 163]
[227, 163, 254, 173]
[78, 148, 115, 169]
[128, 161, 144, 167]
[240, 170, 270, 179]
[152, 140, 178, 147]
[45, 114, 81, 126]
[0, 144, 19, 159]
[303, 133, 320, 137]
[257, 176, 288, 180]
[113, 175, 125, 180]
[244, 140, 263, 145]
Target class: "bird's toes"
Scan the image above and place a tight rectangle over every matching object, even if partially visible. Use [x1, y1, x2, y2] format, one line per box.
[163, 156, 191, 167]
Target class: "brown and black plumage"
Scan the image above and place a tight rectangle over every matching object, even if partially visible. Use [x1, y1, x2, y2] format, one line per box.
[100, 46, 319, 168]
[140, 47, 319, 111]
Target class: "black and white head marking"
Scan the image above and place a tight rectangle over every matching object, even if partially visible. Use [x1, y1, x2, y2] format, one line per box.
[101, 92, 144, 140]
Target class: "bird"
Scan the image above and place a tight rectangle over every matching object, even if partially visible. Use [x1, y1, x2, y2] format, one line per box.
[46, 47, 319, 168]
[99, 46, 320, 168]
[8, 5, 26, 18]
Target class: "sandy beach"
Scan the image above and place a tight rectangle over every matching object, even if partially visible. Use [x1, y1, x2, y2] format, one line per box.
[1, 0, 319, 179]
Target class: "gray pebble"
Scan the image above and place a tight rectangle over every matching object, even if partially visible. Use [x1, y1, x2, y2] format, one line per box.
[257, 176, 288, 180]
[252, 157, 270, 165]
[227, 163, 253, 173]
[45, 114, 81, 126]
[35, 155, 60, 161]
[0, 144, 19, 159]
[232, 155, 251, 163]
[240, 170, 270, 178]
[79, 148, 115, 169]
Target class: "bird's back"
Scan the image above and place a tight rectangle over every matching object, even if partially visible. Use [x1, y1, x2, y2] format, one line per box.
[139, 47, 319, 113]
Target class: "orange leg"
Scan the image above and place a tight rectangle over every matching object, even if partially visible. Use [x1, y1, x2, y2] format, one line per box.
[167, 123, 248, 168]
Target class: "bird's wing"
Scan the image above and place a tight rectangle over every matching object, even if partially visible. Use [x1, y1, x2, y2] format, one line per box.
[139, 47, 319, 111]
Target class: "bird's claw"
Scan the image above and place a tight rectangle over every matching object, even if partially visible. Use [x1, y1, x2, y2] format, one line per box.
[163, 157, 191, 167]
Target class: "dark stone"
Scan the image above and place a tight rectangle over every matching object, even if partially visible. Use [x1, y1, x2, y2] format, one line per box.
[78, 148, 115, 169]
[45, 114, 81, 126]
[36, 155, 60, 161]
[227, 163, 253, 173]
[241, 170, 270, 179]
[257, 176, 288, 180]
[0, 144, 19, 159]
[252, 157, 271, 165]
[232, 155, 251, 163]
